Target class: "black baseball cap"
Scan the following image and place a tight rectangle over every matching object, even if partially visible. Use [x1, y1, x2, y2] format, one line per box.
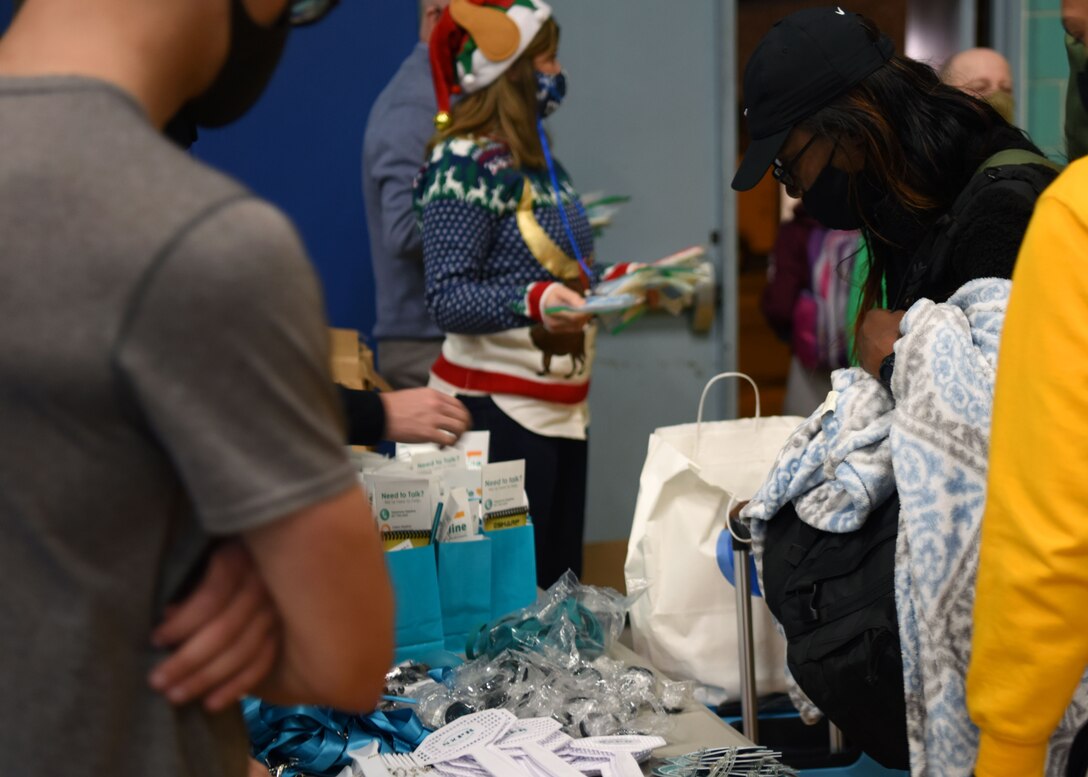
[732, 6, 894, 192]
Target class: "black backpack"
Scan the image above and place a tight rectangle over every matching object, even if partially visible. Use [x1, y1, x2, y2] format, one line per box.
[894, 148, 1060, 309]
[762, 493, 907, 769]
[759, 149, 1060, 771]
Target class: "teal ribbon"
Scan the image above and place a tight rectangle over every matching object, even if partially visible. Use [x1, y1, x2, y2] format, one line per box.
[243, 699, 431, 777]
[465, 597, 606, 660]
[428, 666, 455, 684]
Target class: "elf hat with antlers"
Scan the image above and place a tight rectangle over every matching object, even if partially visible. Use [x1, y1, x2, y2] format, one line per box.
[430, 0, 553, 128]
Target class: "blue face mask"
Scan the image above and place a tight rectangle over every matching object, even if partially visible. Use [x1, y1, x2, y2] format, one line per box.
[535, 70, 567, 118]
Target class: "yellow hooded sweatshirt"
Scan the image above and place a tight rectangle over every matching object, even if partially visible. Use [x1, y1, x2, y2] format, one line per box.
[967, 156, 1088, 776]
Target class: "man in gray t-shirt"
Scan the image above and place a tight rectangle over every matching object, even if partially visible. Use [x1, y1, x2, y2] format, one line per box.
[0, 1, 394, 775]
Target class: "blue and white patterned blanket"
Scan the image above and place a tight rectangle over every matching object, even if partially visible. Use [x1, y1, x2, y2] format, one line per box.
[741, 365, 895, 536]
[743, 279, 1088, 776]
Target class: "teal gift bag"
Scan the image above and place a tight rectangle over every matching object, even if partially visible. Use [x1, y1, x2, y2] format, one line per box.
[486, 523, 538, 620]
[436, 538, 493, 652]
[384, 545, 445, 662]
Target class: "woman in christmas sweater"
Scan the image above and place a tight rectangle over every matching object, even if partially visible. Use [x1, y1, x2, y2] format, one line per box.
[416, 0, 629, 586]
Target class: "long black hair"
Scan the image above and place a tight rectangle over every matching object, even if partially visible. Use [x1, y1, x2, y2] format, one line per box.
[798, 17, 1038, 318]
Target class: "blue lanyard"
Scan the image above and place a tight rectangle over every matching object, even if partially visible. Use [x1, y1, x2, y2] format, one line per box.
[243, 699, 430, 776]
[537, 118, 593, 285]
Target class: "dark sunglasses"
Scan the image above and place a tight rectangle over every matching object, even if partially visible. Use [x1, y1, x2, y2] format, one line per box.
[289, 0, 339, 26]
[772, 134, 819, 191]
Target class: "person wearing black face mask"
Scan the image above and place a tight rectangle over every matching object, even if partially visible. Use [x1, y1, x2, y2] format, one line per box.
[734, 7, 1058, 385]
[733, 8, 1062, 773]
[0, 1, 396, 775]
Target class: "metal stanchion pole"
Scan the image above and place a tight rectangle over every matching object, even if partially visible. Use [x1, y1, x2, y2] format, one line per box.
[731, 517, 759, 744]
[829, 722, 846, 753]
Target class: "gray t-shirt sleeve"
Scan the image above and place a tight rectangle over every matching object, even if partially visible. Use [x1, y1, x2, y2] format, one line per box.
[114, 196, 357, 534]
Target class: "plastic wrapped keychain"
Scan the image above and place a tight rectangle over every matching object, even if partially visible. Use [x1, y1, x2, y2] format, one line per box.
[651, 746, 798, 777]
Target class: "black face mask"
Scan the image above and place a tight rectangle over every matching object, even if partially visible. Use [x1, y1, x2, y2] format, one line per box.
[802, 159, 890, 233]
[174, 0, 290, 130]
[802, 164, 865, 230]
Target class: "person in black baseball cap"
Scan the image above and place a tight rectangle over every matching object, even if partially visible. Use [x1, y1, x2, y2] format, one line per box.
[736, 10, 1061, 773]
[732, 6, 893, 192]
[735, 7, 1056, 386]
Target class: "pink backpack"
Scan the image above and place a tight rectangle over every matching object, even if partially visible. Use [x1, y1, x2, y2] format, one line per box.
[791, 230, 859, 371]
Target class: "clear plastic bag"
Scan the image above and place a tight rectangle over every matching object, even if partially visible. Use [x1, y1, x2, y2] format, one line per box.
[410, 647, 691, 738]
[467, 570, 634, 661]
[395, 573, 691, 739]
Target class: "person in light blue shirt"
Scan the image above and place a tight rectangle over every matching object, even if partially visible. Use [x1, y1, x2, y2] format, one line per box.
[363, 0, 449, 389]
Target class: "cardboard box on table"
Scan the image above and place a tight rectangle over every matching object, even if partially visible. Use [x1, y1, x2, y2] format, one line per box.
[328, 327, 391, 393]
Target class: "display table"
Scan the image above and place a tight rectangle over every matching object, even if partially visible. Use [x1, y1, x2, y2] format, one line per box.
[606, 642, 753, 773]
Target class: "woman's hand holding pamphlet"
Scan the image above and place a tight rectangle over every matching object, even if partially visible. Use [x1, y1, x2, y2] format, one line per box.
[543, 246, 713, 331]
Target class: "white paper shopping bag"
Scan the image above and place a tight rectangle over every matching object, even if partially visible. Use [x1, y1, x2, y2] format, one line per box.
[624, 373, 804, 701]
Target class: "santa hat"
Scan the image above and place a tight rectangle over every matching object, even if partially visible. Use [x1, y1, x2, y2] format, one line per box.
[430, 0, 553, 129]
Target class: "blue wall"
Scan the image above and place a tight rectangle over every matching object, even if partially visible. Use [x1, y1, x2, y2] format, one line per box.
[194, 3, 419, 338]
[0, 1, 418, 340]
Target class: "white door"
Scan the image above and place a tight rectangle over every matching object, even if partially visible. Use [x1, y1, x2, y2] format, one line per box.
[546, 1, 739, 551]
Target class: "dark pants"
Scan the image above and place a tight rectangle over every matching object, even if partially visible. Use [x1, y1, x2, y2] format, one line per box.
[458, 395, 586, 589]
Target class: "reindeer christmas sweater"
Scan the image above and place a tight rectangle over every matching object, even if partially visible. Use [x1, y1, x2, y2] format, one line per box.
[415, 136, 629, 439]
